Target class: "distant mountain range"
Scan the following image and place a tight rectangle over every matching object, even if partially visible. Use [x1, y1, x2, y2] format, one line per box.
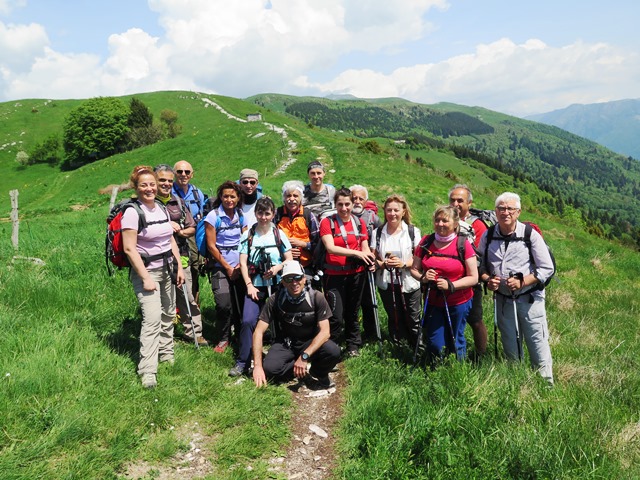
[526, 99, 640, 160]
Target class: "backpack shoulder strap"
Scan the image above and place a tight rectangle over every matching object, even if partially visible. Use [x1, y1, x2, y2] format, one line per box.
[408, 224, 415, 244]
[375, 223, 384, 251]
[274, 205, 285, 225]
[302, 207, 313, 232]
[125, 201, 146, 232]
[456, 235, 467, 270]
[273, 225, 286, 258]
[417, 234, 435, 259]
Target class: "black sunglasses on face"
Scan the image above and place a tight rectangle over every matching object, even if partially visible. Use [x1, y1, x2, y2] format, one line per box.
[242, 180, 257, 185]
[282, 275, 304, 283]
[176, 169, 191, 175]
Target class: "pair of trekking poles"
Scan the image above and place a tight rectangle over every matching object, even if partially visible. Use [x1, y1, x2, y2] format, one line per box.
[367, 266, 458, 366]
[412, 281, 457, 367]
[367, 264, 413, 359]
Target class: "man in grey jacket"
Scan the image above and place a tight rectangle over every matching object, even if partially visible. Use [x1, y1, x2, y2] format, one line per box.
[478, 192, 555, 385]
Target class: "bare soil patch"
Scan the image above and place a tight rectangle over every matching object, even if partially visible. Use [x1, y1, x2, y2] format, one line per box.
[268, 368, 346, 480]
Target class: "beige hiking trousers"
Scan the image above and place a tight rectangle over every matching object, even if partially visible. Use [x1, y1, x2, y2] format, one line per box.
[131, 267, 175, 375]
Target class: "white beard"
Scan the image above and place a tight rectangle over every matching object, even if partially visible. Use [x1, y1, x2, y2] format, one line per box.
[352, 205, 364, 214]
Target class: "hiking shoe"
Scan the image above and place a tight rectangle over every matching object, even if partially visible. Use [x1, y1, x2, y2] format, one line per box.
[228, 365, 246, 377]
[140, 373, 157, 389]
[305, 374, 335, 390]
[214, 340, 229, 353]
[159, 355, 175, 365]
[196, 336, 209, 347]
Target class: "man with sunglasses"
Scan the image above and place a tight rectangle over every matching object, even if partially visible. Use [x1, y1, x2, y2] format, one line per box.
[154, 164, 208, 347]
[238, 168, 262, 230]
[172, 160, 206, 304]
[478, 192, 555, 385]
[252, 261, 340, 389]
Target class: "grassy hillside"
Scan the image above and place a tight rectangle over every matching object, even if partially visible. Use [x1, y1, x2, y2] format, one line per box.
[1, 92, 639, 479]
[250, 94, 640, 247]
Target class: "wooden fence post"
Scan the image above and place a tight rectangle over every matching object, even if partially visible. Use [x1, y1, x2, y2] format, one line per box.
[10, 189, 19, 251]
[109, 186, 119, 211]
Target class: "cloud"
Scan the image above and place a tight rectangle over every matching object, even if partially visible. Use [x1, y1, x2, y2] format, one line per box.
[302, 38, 640, 116]
[0, 0, 26, 16]
[1, 0, 639, 117]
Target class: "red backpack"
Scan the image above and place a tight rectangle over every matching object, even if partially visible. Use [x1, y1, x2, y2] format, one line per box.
[105, 199, 169, 275]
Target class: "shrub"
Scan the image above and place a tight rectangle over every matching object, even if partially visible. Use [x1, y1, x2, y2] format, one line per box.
[29, 135, 62, 165]
[16, 150, 29, 166]
[160, 109, 181, 138]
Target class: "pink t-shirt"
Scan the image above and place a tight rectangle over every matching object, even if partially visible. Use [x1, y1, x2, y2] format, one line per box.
[121, 202, 173, 270]
[415, 235, 475, 307]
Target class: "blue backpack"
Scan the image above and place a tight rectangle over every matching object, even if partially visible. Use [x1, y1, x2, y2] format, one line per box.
[195, 203, 244, 257]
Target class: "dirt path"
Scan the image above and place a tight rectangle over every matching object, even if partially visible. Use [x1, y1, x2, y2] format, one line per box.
[268, 369, 346, 479]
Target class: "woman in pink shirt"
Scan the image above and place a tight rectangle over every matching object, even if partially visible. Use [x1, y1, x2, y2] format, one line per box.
[122, 165, 185, 389]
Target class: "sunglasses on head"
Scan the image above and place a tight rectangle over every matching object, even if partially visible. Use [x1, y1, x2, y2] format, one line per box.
[176, 169, 191, 175]
[282, 275, 304, 283]
[242, 180, 257, 185]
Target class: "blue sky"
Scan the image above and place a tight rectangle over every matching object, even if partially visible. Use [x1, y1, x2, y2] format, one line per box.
[1, 0, 638, 116]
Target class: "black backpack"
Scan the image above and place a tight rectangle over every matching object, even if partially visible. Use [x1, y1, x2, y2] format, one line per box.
[483, 222, 556, 291]
[416, 234, 467, 267]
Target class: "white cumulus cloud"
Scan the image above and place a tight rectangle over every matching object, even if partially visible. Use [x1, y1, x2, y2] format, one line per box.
[302, 38, 640, 116]
[1, 0, 639, 117]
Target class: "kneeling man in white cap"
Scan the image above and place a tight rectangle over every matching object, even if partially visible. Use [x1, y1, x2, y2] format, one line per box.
[252, 260, 340, 389]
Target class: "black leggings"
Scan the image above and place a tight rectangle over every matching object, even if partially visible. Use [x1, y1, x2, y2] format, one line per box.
[323, 271, 366, 351]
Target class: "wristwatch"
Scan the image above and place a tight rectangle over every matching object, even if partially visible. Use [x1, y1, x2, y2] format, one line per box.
[301, 352, 310, 361]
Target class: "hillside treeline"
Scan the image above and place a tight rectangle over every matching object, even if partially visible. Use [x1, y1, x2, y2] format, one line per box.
[276, 97, 640, 249]
[285, 102, 494, 138]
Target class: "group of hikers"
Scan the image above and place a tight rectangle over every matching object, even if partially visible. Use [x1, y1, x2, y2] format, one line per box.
[118, 159, 555, 390]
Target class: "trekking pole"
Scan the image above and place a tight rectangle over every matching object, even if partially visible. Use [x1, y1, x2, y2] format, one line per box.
[441, 291, 457, 357]
[388, 267, 400, 339]
[396, 267, 409, 325]
[412, 283, 431, 367]
[367, 270, 383, 357]
[490, 274, 499, 358]
[181, 283, 199, 349]
[509, 272, 523, 362]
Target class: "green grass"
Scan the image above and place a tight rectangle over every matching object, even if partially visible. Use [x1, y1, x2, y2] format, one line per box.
[1, 91, 639, 479]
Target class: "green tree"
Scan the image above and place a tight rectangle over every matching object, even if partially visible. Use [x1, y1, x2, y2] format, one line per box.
[126, 97, 161, 149]
[62, 97, 130, 170]
[128, 97, 153, 129]
[160, 109, 181, 138]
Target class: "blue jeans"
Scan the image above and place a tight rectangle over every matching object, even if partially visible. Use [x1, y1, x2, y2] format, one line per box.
[424, 298, 472, 361]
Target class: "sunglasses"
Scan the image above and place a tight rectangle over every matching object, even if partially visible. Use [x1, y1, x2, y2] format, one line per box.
[242, 180, 257, 185]
[176, 169, 191, 175]
[282, 275, 304, 283]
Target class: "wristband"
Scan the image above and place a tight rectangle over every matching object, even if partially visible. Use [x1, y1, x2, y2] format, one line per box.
[445, 278, 455, 294]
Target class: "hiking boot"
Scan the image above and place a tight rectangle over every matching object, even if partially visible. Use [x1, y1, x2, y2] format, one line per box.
[140, 373, 157, 389]
[196, 336, 209, 347]
[214, 340, 229, 353]
[159, 355, 175, 365]
[346, 348, 360, 358]
[315, 375, 335, 389]
[305, 374, 335, 390]
[228, 365, 246, 377]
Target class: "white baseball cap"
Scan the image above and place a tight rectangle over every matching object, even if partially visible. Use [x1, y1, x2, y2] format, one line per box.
[281, 260, 304, 278]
